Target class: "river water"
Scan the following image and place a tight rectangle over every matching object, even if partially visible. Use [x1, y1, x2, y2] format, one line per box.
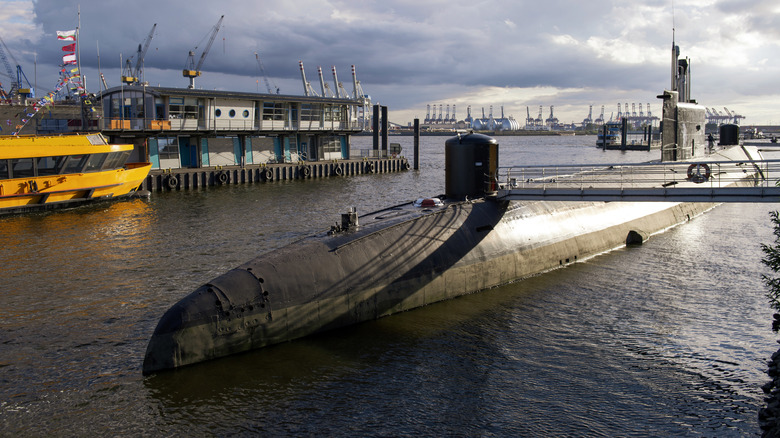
[1, 135, 778, 436]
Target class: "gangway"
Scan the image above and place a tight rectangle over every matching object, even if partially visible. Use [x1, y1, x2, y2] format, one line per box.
[495, 156, 780, 203]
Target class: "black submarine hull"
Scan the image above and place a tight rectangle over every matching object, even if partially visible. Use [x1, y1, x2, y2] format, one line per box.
[142, 134, 761, 374]
[144, 197, 715, 374]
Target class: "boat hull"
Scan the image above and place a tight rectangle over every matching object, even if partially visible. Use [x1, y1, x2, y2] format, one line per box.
[0, 162, 151, 215]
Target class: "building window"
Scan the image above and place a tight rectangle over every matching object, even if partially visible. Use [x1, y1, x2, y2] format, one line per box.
[321, 136, 341, 154]
[215, 109, 222, 117]
[169, 97, 198, 120]
[301, 103, 322, 122]
[243, 109, 249, 118]
[229, 109, 236, 118]
[324, 105, 345, 122]
[157, 137, 180, 161]
[262, 102, 285, 121]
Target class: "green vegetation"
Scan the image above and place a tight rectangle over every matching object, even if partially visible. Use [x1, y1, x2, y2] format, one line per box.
[761, 210, 780, 331]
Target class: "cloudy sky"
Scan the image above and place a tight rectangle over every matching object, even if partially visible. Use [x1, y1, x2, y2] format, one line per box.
[2, 0, 779, 125]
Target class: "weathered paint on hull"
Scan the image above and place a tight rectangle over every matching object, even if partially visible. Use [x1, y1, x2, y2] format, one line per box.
[143, 193, 718, 374]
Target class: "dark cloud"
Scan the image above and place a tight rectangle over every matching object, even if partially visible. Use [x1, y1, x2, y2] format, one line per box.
[1, 0, 777, 123]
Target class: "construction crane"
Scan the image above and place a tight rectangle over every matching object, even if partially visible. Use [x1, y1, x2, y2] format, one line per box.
[122, 23, 157, 85]
[255, 51, 278, 94]
[182, 15, 224, 89]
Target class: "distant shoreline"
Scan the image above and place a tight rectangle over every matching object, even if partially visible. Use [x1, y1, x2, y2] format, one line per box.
[354, 130, 585, 137]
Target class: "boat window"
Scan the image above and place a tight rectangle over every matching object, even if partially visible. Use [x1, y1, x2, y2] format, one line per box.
[11, 158, 34, 178]
[0, 159, 8, 180]
[62, 155, 89, 174]
[37, 156, 67, 176]
[101, 151, 131, 170]
[85, 153, 109, 172]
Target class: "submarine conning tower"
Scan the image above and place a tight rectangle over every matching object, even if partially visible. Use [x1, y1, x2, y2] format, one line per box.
[445, 132, 499, 200]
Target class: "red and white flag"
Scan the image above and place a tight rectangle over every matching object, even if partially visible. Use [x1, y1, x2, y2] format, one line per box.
[61, 43, 76, 52]
[62, 53, 77, 64]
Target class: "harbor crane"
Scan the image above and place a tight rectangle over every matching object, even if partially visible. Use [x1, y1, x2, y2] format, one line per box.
[582, 104, 593, 126]
[595, 105, 605, 125]
[317, 66, 334, 97]
[350, 65, 367, 104]
[0, 36, 33, 100]
[183, 15, 224, 89]
[255, 51, 278, 94]
[298, 61, 317, 97]
[545, 105, 558, 127]
[122, 23, 157, 85]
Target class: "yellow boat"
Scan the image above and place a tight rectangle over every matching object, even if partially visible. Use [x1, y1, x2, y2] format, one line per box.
[0, 133, 152, 215]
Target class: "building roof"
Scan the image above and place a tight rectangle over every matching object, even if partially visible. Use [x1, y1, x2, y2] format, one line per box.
[99, 85, 362, 105]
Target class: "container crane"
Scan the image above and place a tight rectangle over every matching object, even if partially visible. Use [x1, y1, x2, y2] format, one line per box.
[122, 23, 157, 85]
[545, 105, 558, 127]
[595, 105, 605, 125]
[183, 15, 224, 89]
[351, 65, 365, 101]
[298, 61, 317, 97]
[317, 66, 334, 97]
[582, 104, 593, 126]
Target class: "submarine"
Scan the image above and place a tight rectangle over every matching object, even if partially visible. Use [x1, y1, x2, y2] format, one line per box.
[143, 45, 764, 374]
[143, 133, 762, 374]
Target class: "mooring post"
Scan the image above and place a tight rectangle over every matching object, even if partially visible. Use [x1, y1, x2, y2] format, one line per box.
[381, 106, 389, 158]
[414, 118, 420, 170]
[372, 104, 380, 155]
[621, 118, 628, 150]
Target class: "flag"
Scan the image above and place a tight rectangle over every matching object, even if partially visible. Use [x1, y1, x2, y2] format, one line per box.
[57, 30, 76, 41]
[62, 53, 77, 64]
[61, 43, 76, 52]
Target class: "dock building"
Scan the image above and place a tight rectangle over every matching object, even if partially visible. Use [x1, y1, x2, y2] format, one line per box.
[97, 85, 407, 190]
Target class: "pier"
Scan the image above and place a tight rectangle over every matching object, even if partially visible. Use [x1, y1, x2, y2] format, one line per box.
[496, 152, 778, 202]
[144, 156, 410, 191]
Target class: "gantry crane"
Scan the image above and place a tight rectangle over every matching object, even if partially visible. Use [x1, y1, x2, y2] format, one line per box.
[582, 104, 593, 126]
[183, 15, 224, 89]
[122, 23, 157, 85]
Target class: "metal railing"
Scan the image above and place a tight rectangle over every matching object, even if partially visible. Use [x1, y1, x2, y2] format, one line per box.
[495, 159, 780, 202]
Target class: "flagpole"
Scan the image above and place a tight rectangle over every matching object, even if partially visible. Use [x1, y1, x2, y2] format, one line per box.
[76, 5, 83, 95]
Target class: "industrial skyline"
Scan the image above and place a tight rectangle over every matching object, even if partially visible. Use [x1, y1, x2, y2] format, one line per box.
[421, 101, 743, 130]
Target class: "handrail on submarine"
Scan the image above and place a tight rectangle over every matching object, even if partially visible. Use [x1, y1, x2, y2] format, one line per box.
[494, 158, 780, 203]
